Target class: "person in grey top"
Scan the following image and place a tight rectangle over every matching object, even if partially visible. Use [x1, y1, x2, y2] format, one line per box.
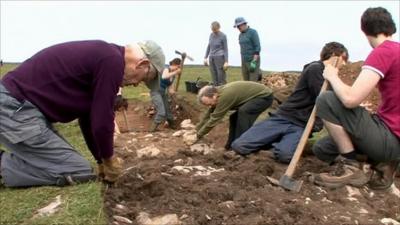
[204, 21, 229, 86]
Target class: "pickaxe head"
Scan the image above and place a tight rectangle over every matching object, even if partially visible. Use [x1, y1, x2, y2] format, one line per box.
[279, 175, 303, 192]
[175, 50, 194, 61]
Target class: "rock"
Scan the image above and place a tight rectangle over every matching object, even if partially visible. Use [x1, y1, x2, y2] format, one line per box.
[190, 143, 214, 155]
[34, 195, 62, 218]
[172, 130, 185, 137]
[144, 134, 154, 138]
[137, 212, 181, 225]
[305, 197, 311, 205]
[129, 132, 137, 136]
[172, 165, 225, 176]
[180, 119, 195, 129]
[174, 159, 184, 164]
[183, 131, 197, 145]
[114, 215, 133, 224]
[114, 204, 128, 213]
[180, 214, 189, 220]
[381, 218, 400, 225]
[359, 208, 368, 214]
[131, 138, 138, 142]
[134, 106, 141, 112]
[219, 201, 235, 209]
[390, 183, 400, 198]
[136, 145, 161, 158]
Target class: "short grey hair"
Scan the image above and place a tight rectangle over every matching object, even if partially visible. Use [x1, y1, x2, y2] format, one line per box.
[197, 85, 218, 103]
[211, 21, 220, 29]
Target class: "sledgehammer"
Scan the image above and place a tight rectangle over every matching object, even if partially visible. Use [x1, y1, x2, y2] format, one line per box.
[279, 57, 340, 192]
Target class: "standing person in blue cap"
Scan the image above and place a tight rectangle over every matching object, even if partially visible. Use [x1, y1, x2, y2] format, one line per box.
[234, 17, 261, 82]
[204, 21, 229, 86]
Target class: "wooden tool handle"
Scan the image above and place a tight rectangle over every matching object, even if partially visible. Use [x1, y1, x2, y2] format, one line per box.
[174, 56, 186, 92]
[284, 57, 339, 177]
[284, 80, 328, 176]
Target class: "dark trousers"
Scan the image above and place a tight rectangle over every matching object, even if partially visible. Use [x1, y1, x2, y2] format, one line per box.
[226, 94, 273, 149]
[231, 115, 304, 163]
[209, 55, 227, 86]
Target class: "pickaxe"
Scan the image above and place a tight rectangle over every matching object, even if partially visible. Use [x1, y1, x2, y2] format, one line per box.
[174, 50, 194, 92]
[279, 57, 340, 192]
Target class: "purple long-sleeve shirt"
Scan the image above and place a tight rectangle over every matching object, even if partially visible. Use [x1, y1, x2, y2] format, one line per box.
[1, 40, 125, 161]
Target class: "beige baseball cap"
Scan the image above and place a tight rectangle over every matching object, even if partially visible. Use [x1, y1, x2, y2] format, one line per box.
[138, 40, 165, 91]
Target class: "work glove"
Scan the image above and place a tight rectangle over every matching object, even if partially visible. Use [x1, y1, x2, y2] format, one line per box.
[249, 60, 257, 72]
[114, 95, 128, 111]
[223, 62, 229, 71]
[102, 156, 123, 183]
[203, 58, 208, 66]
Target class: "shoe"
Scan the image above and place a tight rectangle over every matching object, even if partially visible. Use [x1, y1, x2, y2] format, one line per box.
[313, 159, 368, 189]
[167, 119, 177, 130]
[149, 122, 160, 132]
[368, 160, 400, 190]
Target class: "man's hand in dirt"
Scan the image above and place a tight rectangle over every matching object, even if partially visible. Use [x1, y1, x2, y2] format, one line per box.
[183, 130, 199, 145]
[114, 95, 128, 111]
[102, 156, 123, 183]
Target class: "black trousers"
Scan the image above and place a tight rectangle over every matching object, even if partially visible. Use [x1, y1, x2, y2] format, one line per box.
[226, 94, 273, 149]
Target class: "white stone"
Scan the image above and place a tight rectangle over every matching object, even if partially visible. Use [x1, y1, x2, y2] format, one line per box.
[34, 195, 62, 218]
[114, 215, 133, 224]
[144, 134, 154, 138]
[137, 212, 181, 225]
[172, 130, 185, 137]
[381, 218, 400, 225]
[180, 214, 189, 220]
[180, 119, 195, 129]
[115, 204, 128, 212]
[390, 184, 400, 198]
[174, 159, 184, 164]
[172, 165, 224, 176]
[190, 143, 214, 155]
[359, 208, 368, 214]
[183, 132, 197, 145]
[136, 145, 161, 158]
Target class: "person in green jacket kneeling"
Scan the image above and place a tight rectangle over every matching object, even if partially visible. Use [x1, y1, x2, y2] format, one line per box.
[194, 81, 273, 149]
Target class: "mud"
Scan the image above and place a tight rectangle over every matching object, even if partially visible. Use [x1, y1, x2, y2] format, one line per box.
[107, 93, 398, 225]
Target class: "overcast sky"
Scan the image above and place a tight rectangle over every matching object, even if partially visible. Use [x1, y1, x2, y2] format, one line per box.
[1, 1, 399, 71]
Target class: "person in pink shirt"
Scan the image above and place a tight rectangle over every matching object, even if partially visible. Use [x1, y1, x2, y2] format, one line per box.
[312, 7, 400, 190]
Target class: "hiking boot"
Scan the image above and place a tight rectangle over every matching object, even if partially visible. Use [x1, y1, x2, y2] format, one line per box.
[368, 160, 400, 190]
[167, 119, 177, 130]
[313, 159, 368, 189]
[149, 122, 160, 132]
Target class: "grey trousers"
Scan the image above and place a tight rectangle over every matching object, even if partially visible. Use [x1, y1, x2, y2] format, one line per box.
[151, 90, 173, 124]
[0, 84, 94, 187]
[209, 55, 227, 86]
[314, 91, 400, 164]
[241, 57, 261, 82]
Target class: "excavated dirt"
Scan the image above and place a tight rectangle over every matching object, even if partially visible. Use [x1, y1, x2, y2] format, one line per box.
[105, 68, 397, 225]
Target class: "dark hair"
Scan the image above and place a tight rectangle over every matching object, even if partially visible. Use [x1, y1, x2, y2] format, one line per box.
[169, 58, 181, 66]
[361, 7, 396, 37]
[320, 42, 349, 62]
